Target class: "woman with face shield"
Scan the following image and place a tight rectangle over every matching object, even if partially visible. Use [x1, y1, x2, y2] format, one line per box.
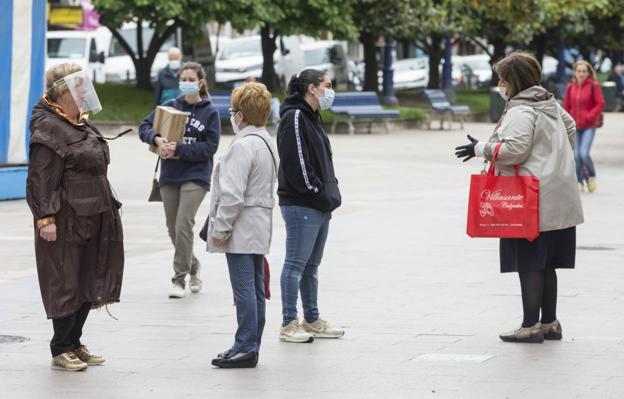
[205, 82, 278, 368]
[275, 69, 345, 344]
[26, 63, 124, 371]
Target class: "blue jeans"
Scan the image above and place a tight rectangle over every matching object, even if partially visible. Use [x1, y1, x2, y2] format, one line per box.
[226, 253, 265, 353]
[574, 128, 596, 183]
[280, 206, 331, 326]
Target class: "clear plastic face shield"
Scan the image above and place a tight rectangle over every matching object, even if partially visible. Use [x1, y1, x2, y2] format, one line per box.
[53, 70, 102, 114]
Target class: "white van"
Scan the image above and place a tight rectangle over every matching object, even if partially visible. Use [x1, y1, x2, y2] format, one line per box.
[46, 28, 110, 83]
[298, 40, 349, 87]
[104, 22, 178, 83]
[215, 36, 349, 89]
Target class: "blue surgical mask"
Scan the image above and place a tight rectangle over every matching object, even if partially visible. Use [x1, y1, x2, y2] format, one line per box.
[179, 81, 199, 97]
[317, 87, 335, 110]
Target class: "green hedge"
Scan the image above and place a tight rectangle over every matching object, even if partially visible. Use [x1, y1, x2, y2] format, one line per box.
[93, 83, 428, 125]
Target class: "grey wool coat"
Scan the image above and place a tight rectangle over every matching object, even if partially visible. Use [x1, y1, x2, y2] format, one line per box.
[206, 125, 278, 254]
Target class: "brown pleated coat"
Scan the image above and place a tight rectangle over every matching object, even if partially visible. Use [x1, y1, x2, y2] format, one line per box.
[26, 98, 124, 319]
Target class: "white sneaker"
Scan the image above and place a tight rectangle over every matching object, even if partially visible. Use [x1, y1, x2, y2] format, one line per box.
[168, 283, 186, 298]
[279, 320, 314, 343]
[190, 276, 202, 293]
[302, 318, 345, 338]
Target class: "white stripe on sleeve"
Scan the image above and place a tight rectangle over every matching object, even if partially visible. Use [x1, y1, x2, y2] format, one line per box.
[293, 109, 319, 193]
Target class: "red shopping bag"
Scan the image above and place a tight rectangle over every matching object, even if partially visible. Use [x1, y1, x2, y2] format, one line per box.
[466, 144, 539, 240]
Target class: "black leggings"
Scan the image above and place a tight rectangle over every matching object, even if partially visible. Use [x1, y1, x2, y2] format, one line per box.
[519, 268, 557, 327]
[50, 302, 91, 357]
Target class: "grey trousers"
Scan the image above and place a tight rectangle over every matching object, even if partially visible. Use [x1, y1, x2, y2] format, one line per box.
[160, 182, 208, 287]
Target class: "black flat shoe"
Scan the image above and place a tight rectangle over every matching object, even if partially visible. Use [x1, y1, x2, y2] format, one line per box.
[211, 351, 256, 368]
[217, 349, 236, 359]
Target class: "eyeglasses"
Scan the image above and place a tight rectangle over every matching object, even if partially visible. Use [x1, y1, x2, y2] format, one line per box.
[228, 108, 238, 116]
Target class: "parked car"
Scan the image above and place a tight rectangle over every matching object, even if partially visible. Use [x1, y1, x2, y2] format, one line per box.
[214, 36, 265, 88]
[454, 54, 492, 88]
[393, 57, 428, 90]
[354, 56, 460, 91]
[46, 28, 109, 84]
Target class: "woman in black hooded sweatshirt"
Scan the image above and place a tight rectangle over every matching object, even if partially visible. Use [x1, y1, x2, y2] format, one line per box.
[276, 69, 345, 343]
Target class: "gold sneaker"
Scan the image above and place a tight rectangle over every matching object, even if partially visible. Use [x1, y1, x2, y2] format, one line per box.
[540, 320, 563, 340]
[51, 352, 88, 371]
[302, 318, 345, 339]
[279, 320, 314, 343]
[499, 323, 544, 343]
[587, 177, 597, 193]
[74, 345, 105, 365]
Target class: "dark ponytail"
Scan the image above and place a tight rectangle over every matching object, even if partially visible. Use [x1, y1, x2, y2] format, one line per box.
[287, 68, 326, 96]
[180, 62, 209, 98]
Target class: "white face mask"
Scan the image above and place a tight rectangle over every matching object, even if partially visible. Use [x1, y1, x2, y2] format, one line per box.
[169, 59, 181, 70]
[230, 115, 241, 134]
[317, 87, 335, 110]
[498, 85, 508, 101]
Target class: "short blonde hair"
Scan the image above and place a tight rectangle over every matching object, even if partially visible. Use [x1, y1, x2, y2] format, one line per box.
[45, 63, 82, 101]
[231, 82, 272, 127]
[573, 60, 597, 81]
[493, 51, 542, 98]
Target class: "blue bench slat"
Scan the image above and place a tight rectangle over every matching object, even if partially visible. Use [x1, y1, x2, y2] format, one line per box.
[449, 105, 470, 114]
[333, 111, 399, 118]
[330, 92, 400, 119]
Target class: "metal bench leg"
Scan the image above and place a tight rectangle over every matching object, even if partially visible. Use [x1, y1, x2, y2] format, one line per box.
[440, 115, 445, 130]
[384, 120, 390, 134]
[368, 122, 373, 134]
[426, 114, 432, 130]
[331, 118, 338, 134]
[460, 115, 465, 130]
[348, 116, 355, 135]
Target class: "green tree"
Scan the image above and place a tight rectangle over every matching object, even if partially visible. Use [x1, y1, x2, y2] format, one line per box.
[93, 0, 207, 90]
[218, 0, 357, 92]
[407, 0, 474, 89]
[351, 0, 415, 92]
[465, 0, 613, 84]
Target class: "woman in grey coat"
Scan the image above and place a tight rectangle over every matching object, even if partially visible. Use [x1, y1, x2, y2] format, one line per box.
[206, 82, 278, 368]
[455, 51, 583, 343]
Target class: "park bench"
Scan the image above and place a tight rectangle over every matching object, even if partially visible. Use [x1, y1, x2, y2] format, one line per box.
[423, 89, 470, 130]
[329, 92, 400, 135]
[210, 93, 231, 120]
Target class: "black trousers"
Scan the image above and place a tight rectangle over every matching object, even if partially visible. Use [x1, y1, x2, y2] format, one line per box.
[50, 302, 91, 357]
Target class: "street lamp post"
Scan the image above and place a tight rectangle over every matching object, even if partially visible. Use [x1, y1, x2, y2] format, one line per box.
[442, 36, 454, 101]
[382, 37, 398, 105]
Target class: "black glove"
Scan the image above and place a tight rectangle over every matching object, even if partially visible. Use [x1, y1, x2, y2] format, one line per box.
[455, 135, 478, 162]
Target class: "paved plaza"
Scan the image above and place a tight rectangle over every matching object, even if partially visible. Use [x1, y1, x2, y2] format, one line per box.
[1, 115, 623, 399]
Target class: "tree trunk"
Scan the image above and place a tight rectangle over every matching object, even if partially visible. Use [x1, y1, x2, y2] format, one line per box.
[136, 62, 153, 90]
[530, 34, 547, 67]
[260, 25, 278, 92]
[360, 30, 379, 92]
[105, 21, 179, 91]
[489, 38, 506, 86]
[427, 33, 443, 89]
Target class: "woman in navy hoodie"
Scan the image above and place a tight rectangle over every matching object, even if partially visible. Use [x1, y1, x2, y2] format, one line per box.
[139, 62, 221, 298]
